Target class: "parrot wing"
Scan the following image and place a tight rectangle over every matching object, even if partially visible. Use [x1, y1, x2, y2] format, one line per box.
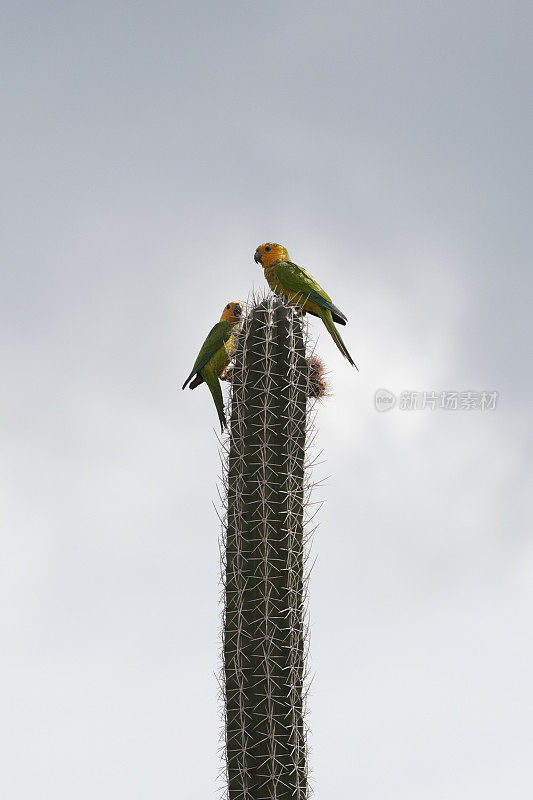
[274, 261, 348, 325]
[182, 320, 232, 389]
[188, 373, 204, 390]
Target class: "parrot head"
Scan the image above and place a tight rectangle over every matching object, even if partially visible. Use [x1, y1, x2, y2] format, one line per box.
[254, 243, 290, 268]
[220, 301, 244, 324]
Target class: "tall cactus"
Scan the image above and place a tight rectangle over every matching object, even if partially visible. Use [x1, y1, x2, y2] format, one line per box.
[220, 296, 313, 800]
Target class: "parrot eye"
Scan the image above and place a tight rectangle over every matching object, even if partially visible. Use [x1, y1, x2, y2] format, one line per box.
[265, 246, 271, 252]
[226, 304, 230, 309]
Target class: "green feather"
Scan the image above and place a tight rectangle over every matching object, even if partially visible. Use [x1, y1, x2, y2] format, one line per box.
[182, 320, 233, 389]
[273, 260, 356, 367]
[274, 261, 348, 323]
[321, 309, 358, 369]
[202, 367, 227, 432]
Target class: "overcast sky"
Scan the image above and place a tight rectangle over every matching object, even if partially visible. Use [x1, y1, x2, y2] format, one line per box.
[2, 1, 532, 798]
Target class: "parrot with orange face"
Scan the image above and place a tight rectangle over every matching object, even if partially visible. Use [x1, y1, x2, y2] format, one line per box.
[182, 301, 243, 431]
[254, 243, 357, 368]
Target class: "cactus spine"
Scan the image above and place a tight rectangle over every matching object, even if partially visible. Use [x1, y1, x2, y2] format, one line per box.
[221, 297, 311, 800]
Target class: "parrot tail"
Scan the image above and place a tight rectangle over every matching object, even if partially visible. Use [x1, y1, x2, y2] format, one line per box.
[204, 370, 227, 432]
[322, 310, 358, 369]
[189, 373, 204, 390]
[182, 370, 195, 390]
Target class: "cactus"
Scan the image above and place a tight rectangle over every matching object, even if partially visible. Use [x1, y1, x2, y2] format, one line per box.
[220, 296, 314, 800]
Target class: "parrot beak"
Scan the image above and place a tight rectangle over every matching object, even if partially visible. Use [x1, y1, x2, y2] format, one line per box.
[254, 250, 262, 264]
[234, 304, 242, 318]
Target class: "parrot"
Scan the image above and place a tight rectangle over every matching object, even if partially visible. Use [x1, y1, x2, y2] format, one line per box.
[182, 301, 243, 432]
[254, 243, 357, 368]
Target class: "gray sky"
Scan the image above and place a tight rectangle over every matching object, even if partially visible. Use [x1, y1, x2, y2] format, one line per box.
[2, 1, 532, 797]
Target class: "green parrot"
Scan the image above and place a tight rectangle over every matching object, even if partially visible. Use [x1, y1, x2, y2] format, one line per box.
[182, 301, 243, 431]
[254, 242, 357, 368]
